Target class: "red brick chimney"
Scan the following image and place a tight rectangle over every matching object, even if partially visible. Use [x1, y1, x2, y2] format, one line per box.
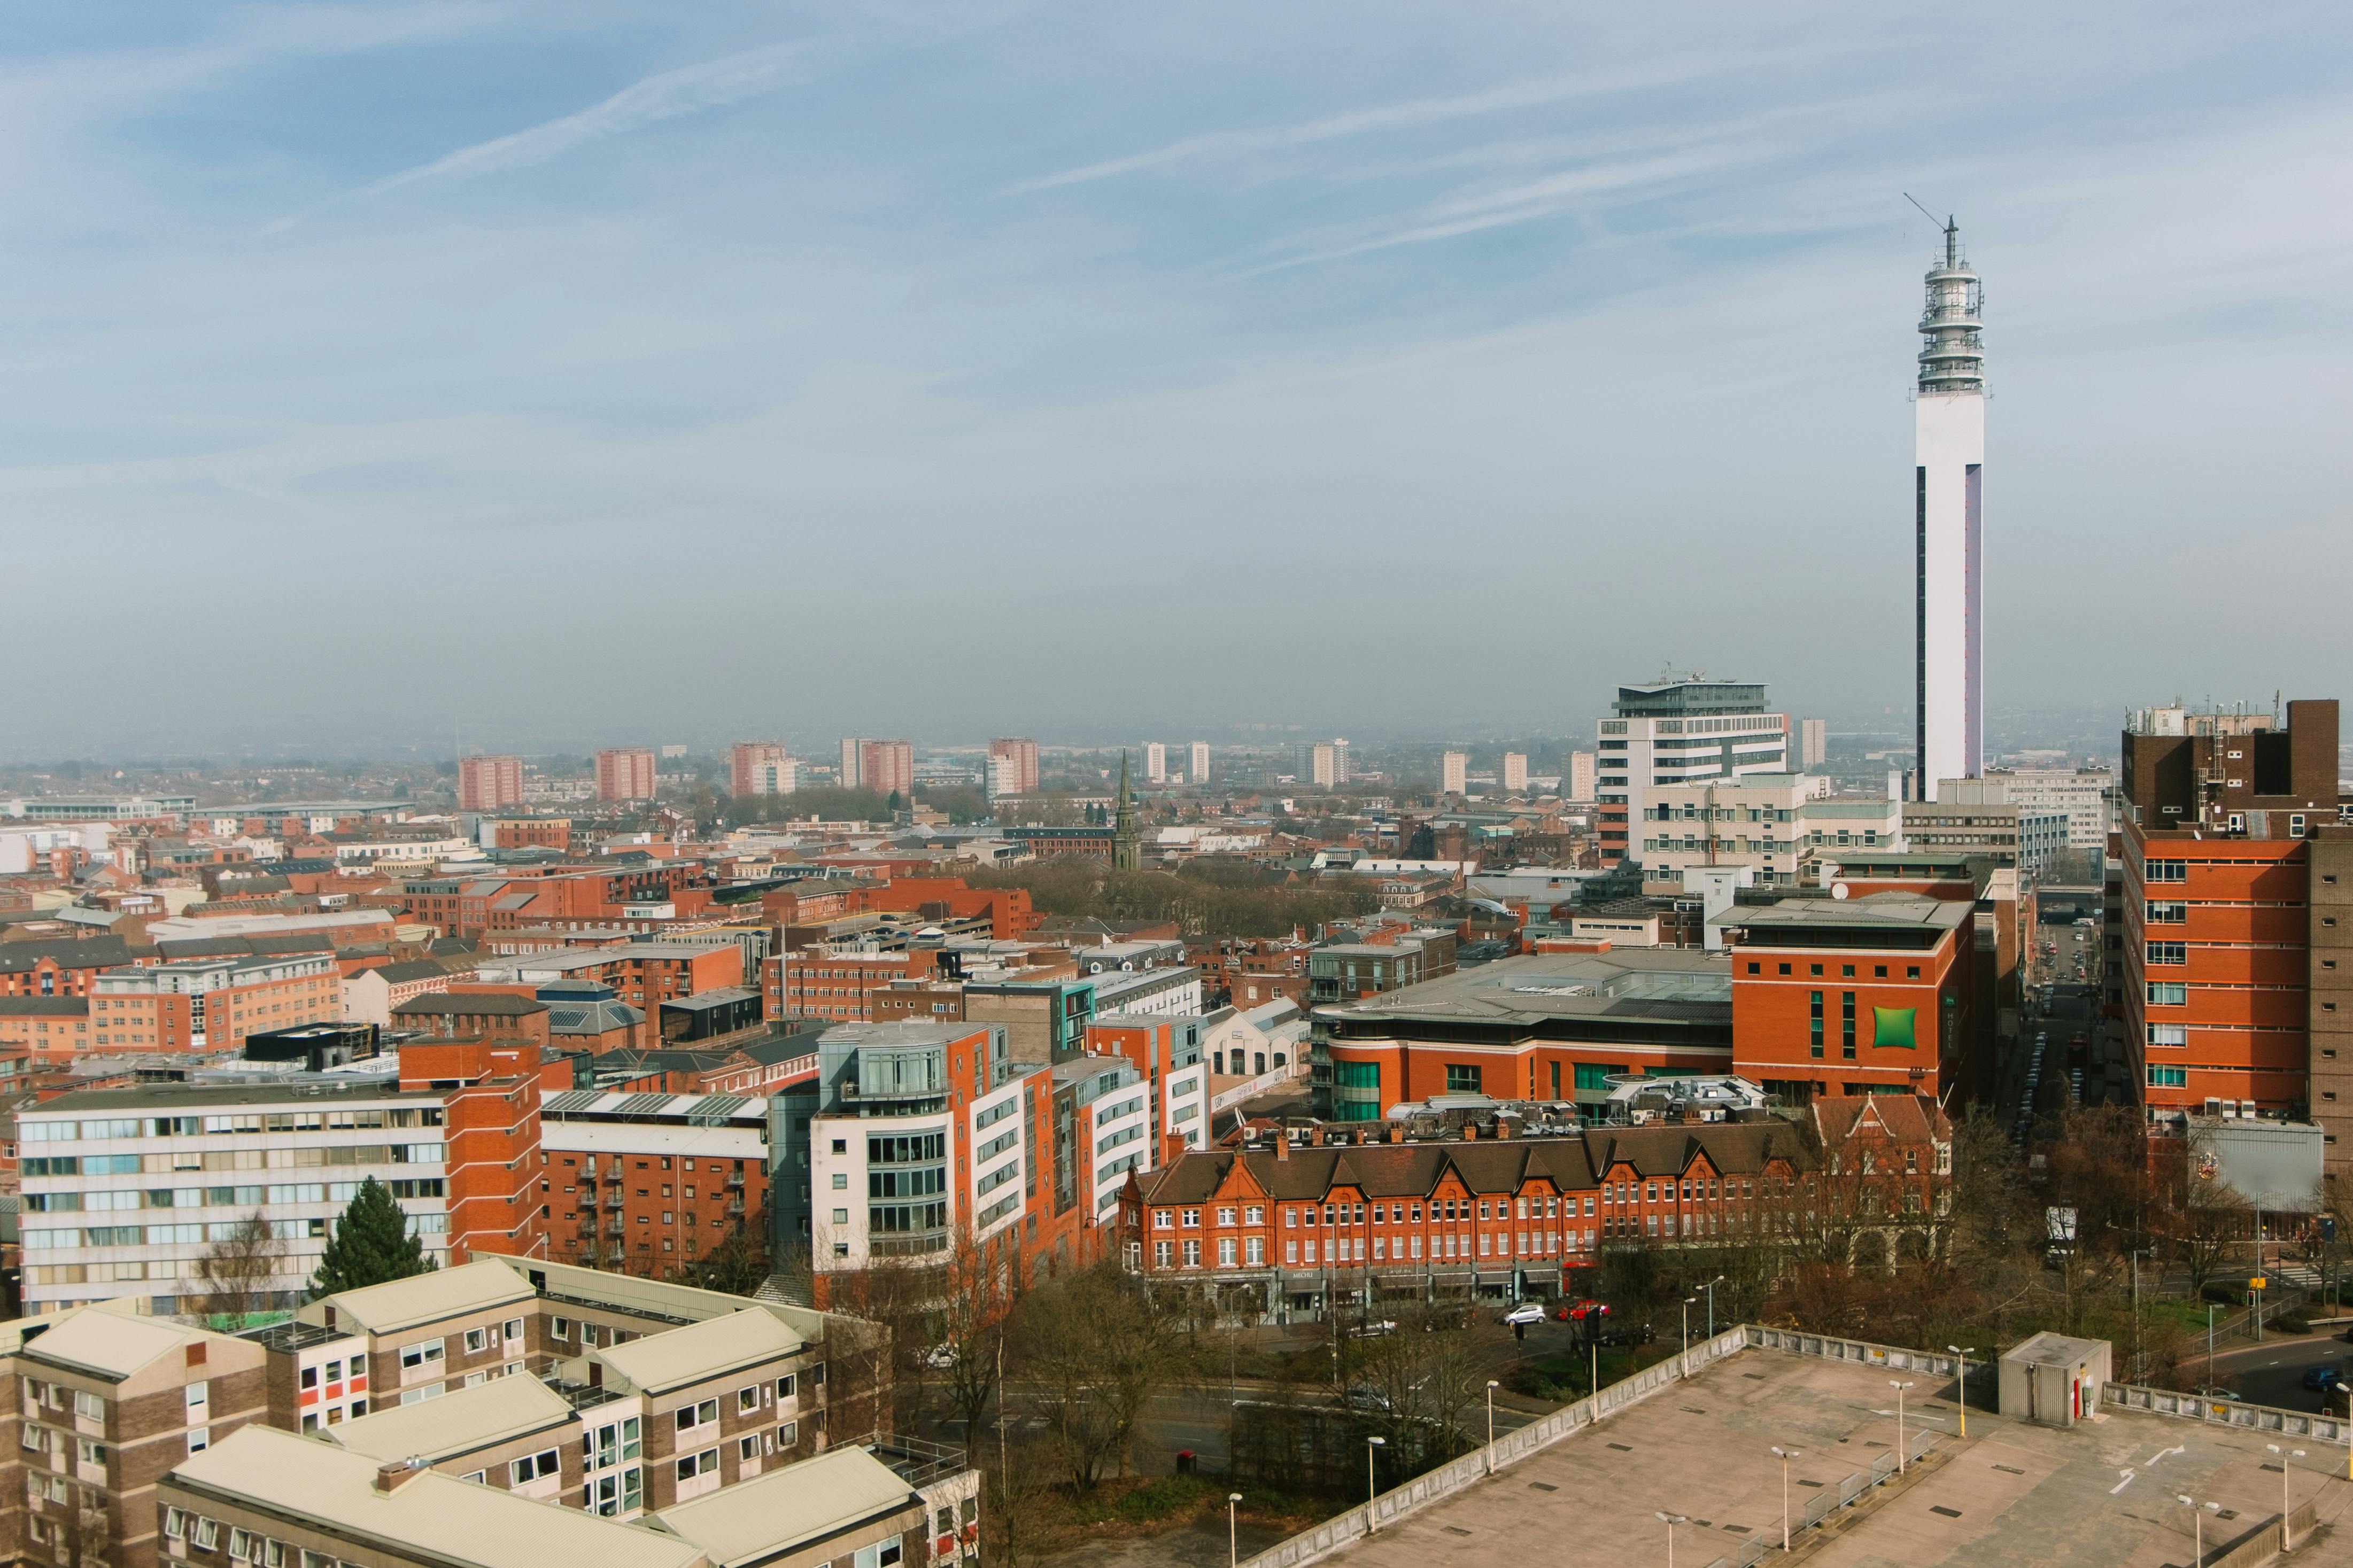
[1275, 1134, 1290, 1162]
[1462, 1123, 1476, 1140]
[375, 1458, 426, 1494]
[1388, 1125, 1403, 1144]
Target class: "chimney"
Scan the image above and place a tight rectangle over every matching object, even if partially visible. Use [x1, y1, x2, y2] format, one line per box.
[375, 1457, 428, 1494]
[1312, 1127, 1327, 1147]
[1275, 1134, 1290, 1162]
[1461, 1123, 1476, 1140]
[1388, 1125, 1403, 1144]
[1493, 1118, 1511, 1139]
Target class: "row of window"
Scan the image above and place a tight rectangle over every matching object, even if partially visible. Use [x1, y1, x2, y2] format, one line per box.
[1750, 961, 1925, 979]
[24, 1178, 443, 1212]
[24, 1107, 441, 1142]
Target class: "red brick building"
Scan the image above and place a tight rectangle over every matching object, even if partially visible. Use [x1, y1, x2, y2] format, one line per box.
[459, 755, 526, 812]
[596, 748, 659, 803]
[1721, 893, 1975, 1108]
[538, 1090, 769, 1274]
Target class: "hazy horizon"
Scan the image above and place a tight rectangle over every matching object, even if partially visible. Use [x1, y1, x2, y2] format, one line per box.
[8, 4, 2350, 755]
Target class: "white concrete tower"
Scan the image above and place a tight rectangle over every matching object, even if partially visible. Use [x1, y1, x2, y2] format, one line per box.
[1914, 215, 1984, 801]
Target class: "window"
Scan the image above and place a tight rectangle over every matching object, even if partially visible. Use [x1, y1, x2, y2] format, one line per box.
[674, 1446, 719, 1482]
[2146, 859, 2187, 883]
[1154, 1209, 1173, 1230]
[1182, 1239, 1201, 1267]
[2147, 981, 2187, 1006]
[1841, 992, 1857, 1060]
[1216, 1206, 1236, 1226]
[676, 1398, 719, 1434]
[2146, 942, 2186, 966]
[1809, 992, 1824, 1059]
[2147, 1023, 2188, 1047]
[1444, 1064, 1482, 1094]
[510, 1448, 560, 1485]
[2147, 1066, 2188, 1089]
[2147, 902, 2187, 924]
[399, 1340, 445, 1372]
[465, 1328, 488, 1354]
[777, 1420, 799, 1448]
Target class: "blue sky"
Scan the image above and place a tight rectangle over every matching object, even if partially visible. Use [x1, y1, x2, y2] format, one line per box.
[5, 2, 2350, 756]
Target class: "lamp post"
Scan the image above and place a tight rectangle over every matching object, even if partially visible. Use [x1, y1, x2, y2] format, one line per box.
[1655, 1511, 1688, 1568]
[1681, 1295, 1699, 1378]
[1364, 1435, 1386, 1533]
[1947, 1346, 1976, 1440]
[2176, 1494, 2220, 1566]
[2265, 1446, 2305, 1549]
[1704, 1275, 1725, 1338]
[1771, 1446, 1801, 1551]
[1227, 1493, 1243, 1568]
[1888, 1379, 1915, 1473]
[1485, 1379, 1500, 1472]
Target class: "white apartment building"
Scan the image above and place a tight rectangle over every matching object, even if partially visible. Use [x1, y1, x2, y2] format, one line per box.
[1088, 964, 1204, 1018]
[1637, 773, 1902, 888]
[1441, 751, 1468, 796]
[17, 1080, 456, 1316]
[1501, 752, 1529, 794]
[1978, 767, 2115, 850]
[1145, 743, 1167, 784]
[1567, 750, 1597, 803]
[1597, 679, 1789, 867]
[1189, 741, 1211, 785]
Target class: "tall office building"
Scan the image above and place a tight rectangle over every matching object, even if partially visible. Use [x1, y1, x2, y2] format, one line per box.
[1595, 678, 1789, 866]
[458, 755, 524, 813]
[1188, 741, 1210, 786]
[1501, 752, 1529, 794]
[730, 742, 794, 796]
[1145, 742, 1167, 784]
[594, 748, 657, 803]
[1301, 739, 1350, 789]
[1441, 751, 1468, 797]
[988, 738, 1040, 795]
[1914, 217, 1986, 802]
[838, 737, 864, 789]
[1801, 718, 1828, 769]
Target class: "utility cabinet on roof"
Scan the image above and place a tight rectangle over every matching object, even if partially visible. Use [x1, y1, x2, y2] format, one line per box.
[1999, 1332, 2110, 1426]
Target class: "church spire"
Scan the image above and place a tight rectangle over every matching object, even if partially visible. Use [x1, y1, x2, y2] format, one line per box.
[1111, 751, 1142, 871]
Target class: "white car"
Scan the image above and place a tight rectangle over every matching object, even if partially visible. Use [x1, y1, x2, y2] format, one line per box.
[1501, 1302, 1547, 1326]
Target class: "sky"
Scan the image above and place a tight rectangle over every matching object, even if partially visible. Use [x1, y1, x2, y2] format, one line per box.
[5, 2, 2351, 758]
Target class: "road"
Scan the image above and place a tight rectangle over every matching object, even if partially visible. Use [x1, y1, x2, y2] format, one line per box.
[2201, 1325, 2353, 1411]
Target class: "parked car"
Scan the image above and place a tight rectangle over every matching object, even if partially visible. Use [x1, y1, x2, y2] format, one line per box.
[2193, 1386, 2241, 1402]
[1500, 1302, 1547, 1326]
[920, 1345, 956, 1369]
[2300, 1364, 2344, 1392]
[1349, 1319, 1398, 1338]
[1346, 1384, 1393, 1413]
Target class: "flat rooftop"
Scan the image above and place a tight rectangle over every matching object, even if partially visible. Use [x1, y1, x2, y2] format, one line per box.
[1303, 1342, 2353, 1568]
[1317, 950, 1731, 1028]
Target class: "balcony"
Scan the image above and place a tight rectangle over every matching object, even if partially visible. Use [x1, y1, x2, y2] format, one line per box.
[856, 1432, 967, 1489]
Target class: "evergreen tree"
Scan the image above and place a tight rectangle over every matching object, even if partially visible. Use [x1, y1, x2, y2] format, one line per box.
[312, 1177, 435, 1297]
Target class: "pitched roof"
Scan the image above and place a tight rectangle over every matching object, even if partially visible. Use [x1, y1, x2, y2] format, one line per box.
[1136, 1124, 1808, 1206]
[315, 1259, 536, 1335]
[19, 1303, 223, 1380]
[391, 993, 547, 1018]
[0, 935, 135, 973]
[654, 1445, 915, 1568]
[597, 1309, 802, 1396]
[169, 1426, 706, 1568]
[327, 1373, 575, 1465]
[1812, 1092, 1949, 1147]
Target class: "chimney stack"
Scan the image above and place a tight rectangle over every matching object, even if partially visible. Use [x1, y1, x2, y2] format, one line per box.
[1462, 1123, 1476, 1140]
[375, 1457, 428, 1494]
[1388, 1125, 1403, 1144]
[1275, 1134, 1290, 1162]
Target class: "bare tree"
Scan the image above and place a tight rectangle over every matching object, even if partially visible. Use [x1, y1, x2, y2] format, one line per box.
[934, 1224, 1015, 1443]
[193, 1211, 286, 1325]
[1015, 1263, 1191, 1489]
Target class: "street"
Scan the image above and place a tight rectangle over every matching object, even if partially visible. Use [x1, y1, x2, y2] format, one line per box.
[2203, 1326, 2353, 1412]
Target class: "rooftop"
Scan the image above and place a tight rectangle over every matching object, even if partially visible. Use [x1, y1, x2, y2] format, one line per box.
[19, 1302, 225, 1381]
[1287, 1337, 2353, 1568]
[308, 1258, 537, 1335]
[1318, 950, 1730, 1029]
[328, 1373, 575, 1464]
[22, 1078, 432, 1115]
[169, 1426, 705, 1568]
[652, 1443, 917, 1568]
[596, 1308, 802, 1395]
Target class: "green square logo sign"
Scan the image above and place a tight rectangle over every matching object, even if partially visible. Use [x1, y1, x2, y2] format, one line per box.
[1872, 1007, 1917, 1048]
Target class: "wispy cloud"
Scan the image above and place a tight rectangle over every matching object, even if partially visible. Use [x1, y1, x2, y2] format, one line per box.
[1004, 53, 1788, 195]
[264, 37, 817, 232]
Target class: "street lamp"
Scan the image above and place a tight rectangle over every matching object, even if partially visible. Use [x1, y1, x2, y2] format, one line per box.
[1771, 1446, 1801, 1551]
[1655, 1510, 1688, 1568]
[1227, 1493, 1243, 1568]
[2265, 1446, 2305, 1549]
[1364, 1435, 1386, 1533]
[1947, 1346, 1976, 1440]
[1888, 1380, 1915, 1474]
[2176, 1494, 2220, 1566]
[1485, 1379, 1500, 1471]
[1704, 1275, 1726, 1338]
[1681, 1295, 1699, 1377]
